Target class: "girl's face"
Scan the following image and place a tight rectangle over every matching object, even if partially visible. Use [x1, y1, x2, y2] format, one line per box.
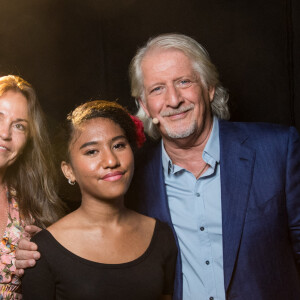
[0, 90, 29, 173]
[61, 117, 134, 202]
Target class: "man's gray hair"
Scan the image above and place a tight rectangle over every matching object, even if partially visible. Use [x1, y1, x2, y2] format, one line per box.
[129, 33, 230, 139]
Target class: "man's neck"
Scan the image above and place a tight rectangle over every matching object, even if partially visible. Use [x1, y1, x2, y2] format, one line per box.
[162, 120, 214, 176]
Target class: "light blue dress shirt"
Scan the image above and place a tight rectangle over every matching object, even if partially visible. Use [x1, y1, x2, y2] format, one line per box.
[161, 117, 225, 300]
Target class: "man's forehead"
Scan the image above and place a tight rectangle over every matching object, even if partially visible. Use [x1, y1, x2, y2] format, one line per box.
[141, 49, 196, 83]
[142, 47, 189, 63]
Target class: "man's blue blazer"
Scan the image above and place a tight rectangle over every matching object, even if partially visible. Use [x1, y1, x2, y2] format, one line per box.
[127, 120, 300, 300]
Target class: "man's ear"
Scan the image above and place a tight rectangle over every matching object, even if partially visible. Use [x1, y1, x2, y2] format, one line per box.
[61, 161, 76, 182]
[208, 86, 215, 102]
[138, 98, 150, 117]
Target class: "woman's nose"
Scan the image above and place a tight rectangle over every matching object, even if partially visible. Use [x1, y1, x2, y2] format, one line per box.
[0, 124, 12, 140]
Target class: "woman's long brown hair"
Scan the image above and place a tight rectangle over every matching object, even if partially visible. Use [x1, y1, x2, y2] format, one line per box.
[0, 75, 65, 227]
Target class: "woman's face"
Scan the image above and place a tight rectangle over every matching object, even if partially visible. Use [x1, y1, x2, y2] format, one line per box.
[0, 90, 29, 173]
[62, 117, 134, 202]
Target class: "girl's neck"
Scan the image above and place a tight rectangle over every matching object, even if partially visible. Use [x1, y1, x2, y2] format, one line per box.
[76, 196, 128, 227]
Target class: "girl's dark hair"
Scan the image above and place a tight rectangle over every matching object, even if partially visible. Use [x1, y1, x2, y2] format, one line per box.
[62, 100, 137, 162]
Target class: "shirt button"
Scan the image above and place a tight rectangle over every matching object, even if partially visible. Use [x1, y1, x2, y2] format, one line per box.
[195, 192, 200, 197]
[200, 227, 205, 231]
[209, 297, 214, 300]
[205, 260, 210, 265]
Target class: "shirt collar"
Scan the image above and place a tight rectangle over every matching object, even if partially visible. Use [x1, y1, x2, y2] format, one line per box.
[203, 115, 220, 164]
[161, 116, 220, 176]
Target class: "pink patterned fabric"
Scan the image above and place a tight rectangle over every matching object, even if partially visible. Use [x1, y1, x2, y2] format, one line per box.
[0, 197, 24, 299]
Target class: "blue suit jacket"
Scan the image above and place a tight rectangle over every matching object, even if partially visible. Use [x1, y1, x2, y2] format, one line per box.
[127, 120, 300, 300]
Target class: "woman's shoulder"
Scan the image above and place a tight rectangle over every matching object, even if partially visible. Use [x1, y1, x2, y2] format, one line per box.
[2, 197, 24, 253]
[7, 196, 21, 220]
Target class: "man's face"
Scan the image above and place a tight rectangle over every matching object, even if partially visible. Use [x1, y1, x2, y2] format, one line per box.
[139, 48, 215, 141]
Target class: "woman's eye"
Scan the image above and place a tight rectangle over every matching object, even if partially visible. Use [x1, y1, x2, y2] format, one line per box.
[15, 123, 26, 131]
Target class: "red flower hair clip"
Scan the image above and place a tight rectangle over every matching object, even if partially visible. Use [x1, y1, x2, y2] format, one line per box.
[130, 115, 146, 148]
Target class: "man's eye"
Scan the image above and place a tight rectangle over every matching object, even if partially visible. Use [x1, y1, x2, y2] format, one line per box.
[179, 79, 191, 85]
[150, 86, 162, 94]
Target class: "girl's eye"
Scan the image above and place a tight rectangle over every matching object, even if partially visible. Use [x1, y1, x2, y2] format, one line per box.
[84, 149, 98, 156]
[113, 142, 126, 150]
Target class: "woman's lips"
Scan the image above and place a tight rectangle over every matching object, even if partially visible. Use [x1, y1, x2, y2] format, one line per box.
[0, 145, 9, 151]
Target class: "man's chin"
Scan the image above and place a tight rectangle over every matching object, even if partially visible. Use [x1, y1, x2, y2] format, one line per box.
[165, 127, 196, 139]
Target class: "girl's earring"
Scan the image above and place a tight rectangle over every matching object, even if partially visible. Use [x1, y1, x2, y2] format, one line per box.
[68, 178, 76, 186]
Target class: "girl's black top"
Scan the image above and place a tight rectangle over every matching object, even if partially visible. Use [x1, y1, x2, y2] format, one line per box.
[22, 219, 177, 300]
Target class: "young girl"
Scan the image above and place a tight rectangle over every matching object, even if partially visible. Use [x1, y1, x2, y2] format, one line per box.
[22, 100, 177, 300]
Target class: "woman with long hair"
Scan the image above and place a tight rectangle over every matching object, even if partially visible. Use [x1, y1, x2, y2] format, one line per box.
[0, 75, 64, 299]
[22, 100, 177, 300]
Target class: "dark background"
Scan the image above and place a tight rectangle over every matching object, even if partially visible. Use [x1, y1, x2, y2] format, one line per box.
[0, 0, 299, 128]
[0, 0, 299, 204]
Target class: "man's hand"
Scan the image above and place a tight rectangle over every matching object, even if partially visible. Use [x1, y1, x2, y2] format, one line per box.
[15, 225, 42, 276]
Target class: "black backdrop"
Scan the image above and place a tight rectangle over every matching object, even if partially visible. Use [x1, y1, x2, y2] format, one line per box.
[0, 0, 299, 206]
[0, 0, 299, 129]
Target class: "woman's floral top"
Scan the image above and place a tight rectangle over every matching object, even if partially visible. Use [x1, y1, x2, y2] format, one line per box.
[0, 196, 24, 300]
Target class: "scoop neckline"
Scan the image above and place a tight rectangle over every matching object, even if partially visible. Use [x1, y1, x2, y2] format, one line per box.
[42, 219, 159, 269]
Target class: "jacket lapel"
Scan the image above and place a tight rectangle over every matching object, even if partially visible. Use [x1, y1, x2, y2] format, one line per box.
[219, 121, 256, 291]
[139, 143, 172, 224]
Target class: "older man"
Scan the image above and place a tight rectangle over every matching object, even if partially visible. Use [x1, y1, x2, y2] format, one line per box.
[17, 34, 300, 300]
[126, 33, 300, 300]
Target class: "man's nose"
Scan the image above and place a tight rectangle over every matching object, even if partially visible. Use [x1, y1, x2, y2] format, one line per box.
[165, 85, 183, 108]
